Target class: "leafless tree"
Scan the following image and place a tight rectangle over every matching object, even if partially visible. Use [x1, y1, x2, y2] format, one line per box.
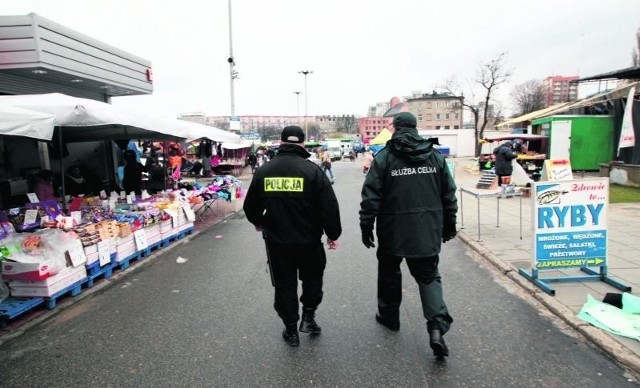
[442, 52, 512, 156]
[510, 79, 546, 116]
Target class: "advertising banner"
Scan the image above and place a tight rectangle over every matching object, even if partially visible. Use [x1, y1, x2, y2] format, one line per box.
[532, 178, 608, 271]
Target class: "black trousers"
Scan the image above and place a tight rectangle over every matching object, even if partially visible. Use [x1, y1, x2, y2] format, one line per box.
[377, 251, 453, 334]
[266, 241, 327, 325]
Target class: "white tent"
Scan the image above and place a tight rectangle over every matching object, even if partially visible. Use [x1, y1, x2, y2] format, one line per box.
[181, 120, 242, 144]
[0, 104, 56, 140]
[0, 93, 189, 142]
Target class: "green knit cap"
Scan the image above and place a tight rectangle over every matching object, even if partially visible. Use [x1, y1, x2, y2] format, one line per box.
[393, 112, 417, 129]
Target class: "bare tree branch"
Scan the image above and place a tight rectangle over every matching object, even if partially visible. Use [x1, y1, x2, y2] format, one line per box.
[442, 53, 511, 156]
[510, 79, 546, 116]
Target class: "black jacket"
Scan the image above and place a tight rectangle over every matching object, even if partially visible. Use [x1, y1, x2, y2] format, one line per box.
[243, 144, 342, 245]
[493, 144, 517, 175]
[359, 127, 457, 258]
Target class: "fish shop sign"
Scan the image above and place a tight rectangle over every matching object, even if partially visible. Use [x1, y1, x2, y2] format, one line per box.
[531, 178, 608, 270]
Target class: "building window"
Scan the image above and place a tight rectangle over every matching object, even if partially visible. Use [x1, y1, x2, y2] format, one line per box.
[435, 126, 441, 129]
[418, 114, 423, 121]
[445, 113, 450, 120]
[427, 102, 432, 109]
[436, 113, 441, 120]
[426, 113, 432, 121]
[454, 113, 459, 120]
[444, 126, 450, 129]
[454, 125, 459, 129]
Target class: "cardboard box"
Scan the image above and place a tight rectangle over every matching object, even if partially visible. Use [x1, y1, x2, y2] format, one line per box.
[9, 265, 87, 297]
[178, 222, 194, 232]
[116, 234, 134, 246]
[83, 243, 98, 255]
[161, 228, 179, 239]
[85, 251, 99, 266]
[115, 240, 137, 262]
[1, 258, 58, 281]
[147, 233, 161, 245]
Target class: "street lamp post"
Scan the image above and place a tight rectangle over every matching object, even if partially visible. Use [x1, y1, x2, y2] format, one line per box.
[299, 70, 313, 140]
[227, 0, 238, 120]
[293, 91, 301, 117]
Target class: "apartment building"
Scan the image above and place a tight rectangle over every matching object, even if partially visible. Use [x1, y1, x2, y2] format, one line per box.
[205, 115, 310, 132]
[357, 116, 393, 143]
[406, 91, 464, 130]
[543, 75, 579, 107]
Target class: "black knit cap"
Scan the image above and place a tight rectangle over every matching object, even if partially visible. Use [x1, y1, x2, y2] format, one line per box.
[393, 112, 417, 129]
[281, 125, 305, 143]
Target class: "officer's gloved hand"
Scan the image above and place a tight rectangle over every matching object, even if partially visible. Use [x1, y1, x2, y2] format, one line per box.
[361, 228, 375, 249]
[442, 224, 457, 243]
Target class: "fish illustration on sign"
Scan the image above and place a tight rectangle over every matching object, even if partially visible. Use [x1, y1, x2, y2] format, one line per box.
[537, 190, 569, 205]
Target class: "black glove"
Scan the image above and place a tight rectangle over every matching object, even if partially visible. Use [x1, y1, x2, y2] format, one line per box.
[442, 224, 457, 243]
[361, 228, 375, 249]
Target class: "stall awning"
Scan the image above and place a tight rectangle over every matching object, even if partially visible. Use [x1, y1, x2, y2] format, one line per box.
[0, 104, 55, 140]
[0, 93, 190, 142]
[370, 128, 392, 145]
[496, 103, 573, 127]
[496, 80, 640, 128]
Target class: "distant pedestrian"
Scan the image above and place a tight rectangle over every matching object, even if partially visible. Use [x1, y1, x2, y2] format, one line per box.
[321, 149, 335, 182]
[359, 112, 457, 359]
[243, 126, 342, 347]
[248, 152, 257, 174]
[198, 139, 213, 177]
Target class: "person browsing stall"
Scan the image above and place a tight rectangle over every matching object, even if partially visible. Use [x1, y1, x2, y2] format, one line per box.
[243, 125, 342, 347]
[122, 149, 149, 196]
[359, 112, 458, 359]
[493, 141, 518, 186]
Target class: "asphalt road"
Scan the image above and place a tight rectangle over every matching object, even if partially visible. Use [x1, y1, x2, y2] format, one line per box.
[0, 160, 637, 387]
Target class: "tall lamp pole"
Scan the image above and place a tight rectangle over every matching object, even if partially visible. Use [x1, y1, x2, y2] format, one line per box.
[299, 70, 313, 140]
[293, 91, 301, 117]
[227, 0, 238, 120]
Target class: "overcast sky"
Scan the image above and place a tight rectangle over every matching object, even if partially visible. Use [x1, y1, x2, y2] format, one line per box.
[2, 0, 640, 119]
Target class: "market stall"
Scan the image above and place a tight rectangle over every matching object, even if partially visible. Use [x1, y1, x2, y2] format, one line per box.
[479, 134, 549, 180]
[0, 93, 247, 326]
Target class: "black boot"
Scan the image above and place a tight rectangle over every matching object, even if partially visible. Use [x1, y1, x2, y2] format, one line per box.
[375, 313, 400, 331]
[429, 328, 449, 357]
[299, 308, 322, 334]
[282, 324, 299, 347]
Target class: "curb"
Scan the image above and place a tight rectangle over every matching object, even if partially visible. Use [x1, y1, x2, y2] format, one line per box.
[458, 231, 640, 378]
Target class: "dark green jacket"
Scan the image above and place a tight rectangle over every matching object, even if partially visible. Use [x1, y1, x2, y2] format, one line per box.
[243, 144, 342, 245]
[359, 128, 457, 258]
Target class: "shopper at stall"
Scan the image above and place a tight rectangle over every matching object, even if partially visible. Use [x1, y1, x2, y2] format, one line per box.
[359, 112, 457, 359]
[493, 141, 518, 186]
[243, 125, 342, 347]
[198, 139, 213, 177]
[64, 165, 97, 197]
[122, 149, 149, 196]
[33, 169, 57, 201]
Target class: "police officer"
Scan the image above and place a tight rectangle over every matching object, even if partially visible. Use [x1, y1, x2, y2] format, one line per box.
[243, 126, 342, 347]
[359, 112, 457, 358]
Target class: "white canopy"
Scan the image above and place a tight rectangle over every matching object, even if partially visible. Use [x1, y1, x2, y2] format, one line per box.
[0, 104, 56, 140]
[222, 141, 251, 150]
[0, 93, 189, 142]
[181, 120, 242, 144]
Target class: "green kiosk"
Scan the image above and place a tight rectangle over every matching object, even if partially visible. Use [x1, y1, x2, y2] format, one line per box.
[531, 115, 614, 171]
